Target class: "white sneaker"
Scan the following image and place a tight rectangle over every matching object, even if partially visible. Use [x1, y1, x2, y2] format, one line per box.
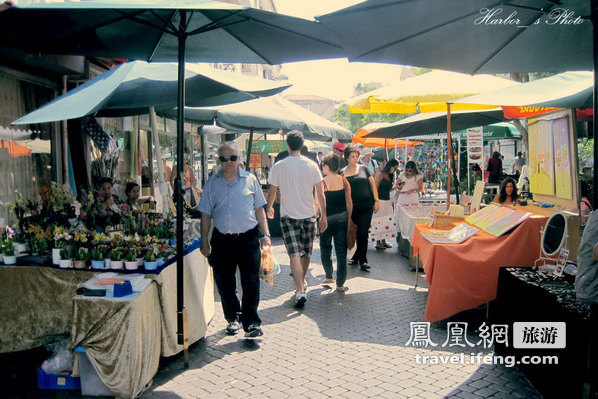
[294, 291, 306, 308]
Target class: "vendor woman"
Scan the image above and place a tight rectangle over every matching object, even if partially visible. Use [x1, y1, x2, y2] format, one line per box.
[125, 182, 155, 211]
[493, 177, 520, 206]
[95, 177, 125, 229]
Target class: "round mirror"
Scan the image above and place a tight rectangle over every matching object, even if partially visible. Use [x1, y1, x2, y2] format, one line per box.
[542, 213, 567, 256]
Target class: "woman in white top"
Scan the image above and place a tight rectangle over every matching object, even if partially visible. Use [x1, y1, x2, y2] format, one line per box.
[395, 161, 423, 205]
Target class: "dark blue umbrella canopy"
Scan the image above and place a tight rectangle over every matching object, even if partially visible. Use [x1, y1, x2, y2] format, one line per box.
[13, 61, 291, 124]
[319, 0, 591, 74]
[0, 0, 344, 64]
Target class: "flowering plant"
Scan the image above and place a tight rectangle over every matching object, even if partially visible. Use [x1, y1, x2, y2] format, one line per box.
[2, 240, 15, 256]
[53, 226, 72, 249]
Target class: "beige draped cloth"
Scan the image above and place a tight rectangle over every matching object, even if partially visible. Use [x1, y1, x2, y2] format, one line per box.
[70, 283, 161, 399]
[0, 266, 96, 353]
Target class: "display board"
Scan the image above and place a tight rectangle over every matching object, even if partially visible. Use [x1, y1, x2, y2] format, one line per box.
[529, 119, 555, 195]
[528, 109, 579, 211]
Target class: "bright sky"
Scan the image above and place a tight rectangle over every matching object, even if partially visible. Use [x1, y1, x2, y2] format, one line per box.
[274, 0, 406, 101]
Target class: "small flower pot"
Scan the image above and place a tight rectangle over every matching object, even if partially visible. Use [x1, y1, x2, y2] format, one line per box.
[110, 260, 124, 270]
[156, 257, 164, 266]
[59, 259, 72, 269]
[91, 260, 105, 270]
[169, 239, 176, 246]
[73, 260, 87, 269]
[0, 254, 4, 263]
[52, 248, 61, 265]
[144, 261, 158, 271]
[104, 258, 111, 269]
[125, 261, 138, 271]
[136, 257, 144, 267]
[3, 255, 16, 265]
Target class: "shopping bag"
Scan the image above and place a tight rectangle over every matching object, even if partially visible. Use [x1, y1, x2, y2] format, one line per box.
[347, 219, 357, 250]
[260, 247, 275, 285]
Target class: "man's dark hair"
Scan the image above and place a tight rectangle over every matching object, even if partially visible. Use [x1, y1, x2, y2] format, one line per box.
[286, 130, 304, 151]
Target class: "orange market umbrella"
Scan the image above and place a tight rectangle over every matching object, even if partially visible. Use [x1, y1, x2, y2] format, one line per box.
[353, 123, 423, 149]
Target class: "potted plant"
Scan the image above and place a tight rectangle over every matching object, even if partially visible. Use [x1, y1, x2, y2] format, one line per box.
[90, 248, 105, 269]
[110, 248, 124, 270]
[73, 248, 89, 269]
[144, 250, 158, 271]
[59, 247, 72, 269]
[125, 249, 138, 271]
[2, 240, 16, 265]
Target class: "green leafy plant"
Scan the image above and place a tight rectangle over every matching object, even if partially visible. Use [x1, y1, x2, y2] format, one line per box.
[75, 248, 89, 261]
[144, 251, 156, 262]
[110, 249, 123, 261]
[125, 249, 137, 262]
[59, 247, 71, 260]
[91, 248, 104, 261]
[2, 240, 14, 256]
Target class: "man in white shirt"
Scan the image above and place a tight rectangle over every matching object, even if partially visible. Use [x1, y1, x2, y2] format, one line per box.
[361, 147, 379, 174]
[267, 131, 327, 308]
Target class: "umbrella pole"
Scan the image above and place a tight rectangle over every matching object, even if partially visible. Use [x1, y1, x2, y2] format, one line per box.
[446, 103, 453, 210]
[175, 11, 189, 368]
[149, 107, 171, 216]
[246, 127, 254, 170]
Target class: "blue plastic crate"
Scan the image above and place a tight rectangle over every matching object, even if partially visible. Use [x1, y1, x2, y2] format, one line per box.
[37, 367, 81, 390]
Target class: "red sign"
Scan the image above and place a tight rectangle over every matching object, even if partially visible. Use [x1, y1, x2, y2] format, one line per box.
[502, 106, 560, 119]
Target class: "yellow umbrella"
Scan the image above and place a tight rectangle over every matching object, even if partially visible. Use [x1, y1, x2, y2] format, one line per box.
[347, 70, 519, 206]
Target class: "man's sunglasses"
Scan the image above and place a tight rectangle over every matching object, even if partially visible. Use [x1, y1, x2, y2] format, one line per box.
[219, 155, 238, 162]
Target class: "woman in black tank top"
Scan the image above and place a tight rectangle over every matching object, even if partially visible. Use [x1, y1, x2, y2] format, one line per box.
[341, 146, 379, 271]
[320, 154, 352, 291]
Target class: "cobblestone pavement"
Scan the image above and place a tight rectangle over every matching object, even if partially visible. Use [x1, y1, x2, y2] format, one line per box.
[143, 238, 542, 399]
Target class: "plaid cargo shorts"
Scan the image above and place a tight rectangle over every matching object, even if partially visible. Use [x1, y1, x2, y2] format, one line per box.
[280, 217, 317, 258]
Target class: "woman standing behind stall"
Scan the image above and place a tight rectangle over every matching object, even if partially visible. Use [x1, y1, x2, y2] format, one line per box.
[320, 154, 352, 291]
[493, 177, 520, 206]
[342, 146, 379, 271]
[371, 159, 399, 249]
[395, 161, 423, 205]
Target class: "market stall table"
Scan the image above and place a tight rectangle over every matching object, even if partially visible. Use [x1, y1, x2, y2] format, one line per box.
[70, 279, 160, 398]
[0, 243, 214, 355]
[412, 206, 549, 322]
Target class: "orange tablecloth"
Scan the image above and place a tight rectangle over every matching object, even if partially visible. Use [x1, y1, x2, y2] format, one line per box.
[412, 212, 548, 322]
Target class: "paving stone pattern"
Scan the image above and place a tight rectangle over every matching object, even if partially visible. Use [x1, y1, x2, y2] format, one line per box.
[143, 238, 541, 399]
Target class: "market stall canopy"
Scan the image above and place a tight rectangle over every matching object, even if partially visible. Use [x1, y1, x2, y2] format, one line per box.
[318, 0, 591, 74]
[346, 70, 520, 114]
[364, 109, 508, 139]
[159, 96, 352, 141]
[453, 123, 521, 140]
[452, 71, 593, 112]
[12, 61, 291, 124]
[353, 122, 423, 148]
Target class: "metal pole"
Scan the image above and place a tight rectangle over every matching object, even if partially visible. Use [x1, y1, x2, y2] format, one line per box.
[446, 103, 453, 209]
[246, 127, 254, 169]
[149, 107, 170, 216]
[175, 11, 189, 367]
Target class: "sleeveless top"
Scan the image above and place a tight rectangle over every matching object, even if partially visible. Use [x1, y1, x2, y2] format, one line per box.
[344, 165, 374, 209]
[378, 172, 393, 201]
[324, 189, 346, 216]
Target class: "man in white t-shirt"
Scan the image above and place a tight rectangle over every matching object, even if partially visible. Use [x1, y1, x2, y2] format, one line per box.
[266, 131, 327, 308]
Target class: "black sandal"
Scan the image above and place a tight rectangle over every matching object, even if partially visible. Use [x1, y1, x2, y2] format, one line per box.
[360, 262, 371, 271]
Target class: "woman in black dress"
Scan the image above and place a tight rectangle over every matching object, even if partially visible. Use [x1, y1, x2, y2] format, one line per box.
[341, 146, 379, 271]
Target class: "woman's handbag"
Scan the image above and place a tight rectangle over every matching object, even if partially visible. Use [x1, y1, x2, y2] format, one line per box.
[347, 219, 357, 250]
